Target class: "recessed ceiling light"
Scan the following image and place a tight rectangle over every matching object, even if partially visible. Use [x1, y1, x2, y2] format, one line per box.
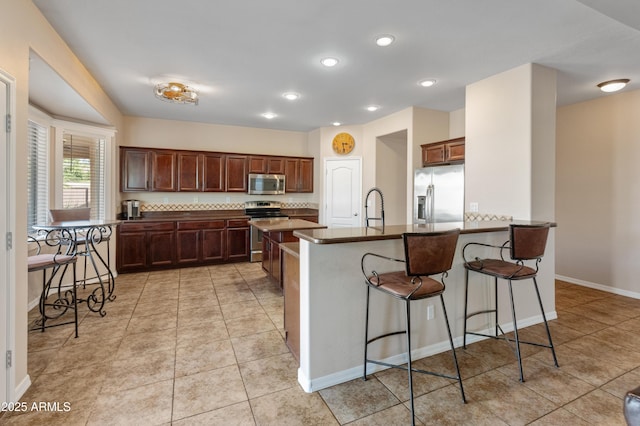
[419, 79, 437, 87]
[320, 57, 339, 67]
[366, 105, 380, 112]
[375, 35, 395, 47]
[262, 112, 277, 119]
[597, 78, 630, 92]
[282, 92, 300, 101]
[332, 122, 341, 126]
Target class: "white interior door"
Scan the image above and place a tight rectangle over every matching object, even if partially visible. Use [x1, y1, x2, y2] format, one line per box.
[0, 76, 8, 404]
[324, 158, 361, 228]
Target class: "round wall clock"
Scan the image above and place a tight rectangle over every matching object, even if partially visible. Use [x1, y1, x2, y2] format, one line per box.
[332, 132, 355, 155]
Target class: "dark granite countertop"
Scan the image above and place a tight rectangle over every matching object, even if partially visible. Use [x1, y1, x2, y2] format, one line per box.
[294, 220, 555, 244]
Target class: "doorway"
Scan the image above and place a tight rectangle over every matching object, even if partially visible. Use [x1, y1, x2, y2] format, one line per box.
[324, 158, 362, 228]
[376, 130, 408, 225]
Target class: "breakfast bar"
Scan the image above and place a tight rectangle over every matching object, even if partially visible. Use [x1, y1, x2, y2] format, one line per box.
[292, 220, 556, 392]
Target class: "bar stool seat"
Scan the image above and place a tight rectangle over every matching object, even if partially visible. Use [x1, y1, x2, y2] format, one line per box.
[462, 223, 558, 382]
[362, 229, 465, 426]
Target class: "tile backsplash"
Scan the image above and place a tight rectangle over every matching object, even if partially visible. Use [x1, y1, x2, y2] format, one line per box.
[140, 201, 316, 212]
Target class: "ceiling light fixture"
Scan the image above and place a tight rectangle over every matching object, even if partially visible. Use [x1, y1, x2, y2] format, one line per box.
[597, 79, 630, 93]
[262, 112, 277, 119]
[375, 35, 395, 47]
[154, 82, 199, 105]
[419, 79, 437, 87]
[282, 92, 300, 101]
[332, 122, 341, 126]
[366, 105, 380, 112]
[320, 57, 339, 67]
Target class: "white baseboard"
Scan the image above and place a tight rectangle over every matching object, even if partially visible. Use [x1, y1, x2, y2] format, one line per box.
[556, 275, 640, 300]
[14, 374, 31, 401]
[298, 311, 556, 393]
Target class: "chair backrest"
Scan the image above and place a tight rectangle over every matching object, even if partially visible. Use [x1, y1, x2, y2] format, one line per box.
[49, 208, 90, 222]
[403, 228, 460, 276]
[509, 224, 550, 260]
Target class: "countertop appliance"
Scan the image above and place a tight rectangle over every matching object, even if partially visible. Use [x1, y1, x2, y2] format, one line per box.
[245, 200, 289, 262]
[248, 173, 286, 195]
[122, 199, 141, 220]
[414, 164, 464, 223]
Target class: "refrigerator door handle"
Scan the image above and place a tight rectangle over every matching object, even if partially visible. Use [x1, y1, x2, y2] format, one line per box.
[425, 184, 435, 223]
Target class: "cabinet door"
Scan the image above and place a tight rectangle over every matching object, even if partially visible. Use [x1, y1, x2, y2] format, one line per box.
[147, 230, 175, 266]
[284, 158, 299, 193]
[227, 227, 249, 261]
[176, 229, 200, 264]
[151, 151, 177, 191]
[267, 157, 285, 174]
[261, 234, 271, 273]
[202, 228, 225, 261]
[121, 149, 149, 192]
[298, 159, 314, 192]
[225, 155, 248, 192]
[177, 152, 201, 192]
[116, 231, 146, 272]
[423, 144, 445, 166]
[248, 156, 267, 174]
[446, 140, 465, 162]
[202, 153, 225, 192]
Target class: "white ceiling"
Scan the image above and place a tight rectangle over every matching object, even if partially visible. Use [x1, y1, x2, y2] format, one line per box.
[30, 0, 640, 132]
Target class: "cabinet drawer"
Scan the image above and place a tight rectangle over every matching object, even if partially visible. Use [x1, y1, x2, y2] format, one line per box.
[120, 222, 174, 232]
[177, 220, 225, 230]
[227, 219, 249, 228]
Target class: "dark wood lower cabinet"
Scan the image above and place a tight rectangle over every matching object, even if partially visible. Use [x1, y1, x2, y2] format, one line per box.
[117, 218, 249, 273]
[261, 230, 298, 286]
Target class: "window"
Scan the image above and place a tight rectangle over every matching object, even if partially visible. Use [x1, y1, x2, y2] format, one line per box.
[27, 119, 49, 234]
[62, 133, 105, 220]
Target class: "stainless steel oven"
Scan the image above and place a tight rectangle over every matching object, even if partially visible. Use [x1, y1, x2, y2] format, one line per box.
[245, 201, 288, 262]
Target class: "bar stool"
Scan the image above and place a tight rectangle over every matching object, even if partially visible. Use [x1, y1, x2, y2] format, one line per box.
[361, 229, 465, 425]
[28, 231, 79, 337]
[462, 223, 558, 382]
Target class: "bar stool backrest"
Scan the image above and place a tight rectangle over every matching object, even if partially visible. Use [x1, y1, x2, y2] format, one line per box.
[49, 208, 90, 222]
[403, 229, 460, 277]
[509, 224, 550, 261]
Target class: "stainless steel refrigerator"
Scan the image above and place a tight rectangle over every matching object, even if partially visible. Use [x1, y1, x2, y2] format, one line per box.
[413, 164, 464, 223]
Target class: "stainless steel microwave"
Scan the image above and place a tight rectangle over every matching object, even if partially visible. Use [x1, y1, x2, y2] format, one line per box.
[247, 173, 286, 195]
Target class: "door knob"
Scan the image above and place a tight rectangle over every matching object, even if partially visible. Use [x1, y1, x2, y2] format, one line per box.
[354, 213, 358, 216]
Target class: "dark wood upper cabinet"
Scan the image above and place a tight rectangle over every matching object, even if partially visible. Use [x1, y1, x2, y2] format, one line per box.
[121, 148, 150, 192]
[285, 158, 314, 193]
[177, 152, 201, 191]
[202, 153, 225, 192]
[249, 155, 286, 175]
[421, 137, 465, 166]
[249, 156, 268, 174]
[225, 154, 248, 192]
[267, 157, 286, 174]
[151, 150, 177, 191]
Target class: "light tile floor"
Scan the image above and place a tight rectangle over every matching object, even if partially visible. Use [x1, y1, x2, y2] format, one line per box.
[3, 263, 638, 425]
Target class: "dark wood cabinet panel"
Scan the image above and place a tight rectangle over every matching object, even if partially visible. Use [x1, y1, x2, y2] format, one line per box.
[267, 157, 285, 174]
[151, 151, 177, 191]
[202, 153, 225, 192]
[117, 222, 175, 273]
[176, 229, 200, 264]
[227, 227, 249, 261]
[177, 152, 201, 191]
[203, 229, 225, 261]
[117, 232, 147, 270]
[147, 231, 175, 266]
[284, 158, 314, 193]
[225, 155, 248, 192]
[121, 148, 149, 192]
[249, 156, 267, 174]
[421, 137, 465, 166]
[176, 220, 225, 265]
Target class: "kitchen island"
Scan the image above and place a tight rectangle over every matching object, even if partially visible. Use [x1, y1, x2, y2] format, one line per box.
[248, 218, 326, 285]
[292, 220, 556, 392]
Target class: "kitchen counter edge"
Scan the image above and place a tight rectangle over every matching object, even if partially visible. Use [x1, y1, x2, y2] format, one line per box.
[293, 220, 556, 244]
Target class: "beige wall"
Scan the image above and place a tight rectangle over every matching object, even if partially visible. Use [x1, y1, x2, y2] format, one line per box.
[556, 89, 640, 295]
[1, 0, 124, 399]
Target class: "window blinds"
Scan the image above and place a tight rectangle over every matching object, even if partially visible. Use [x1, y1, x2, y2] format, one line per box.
[27, 120, 49, 233]
[62, 134, 105, 220]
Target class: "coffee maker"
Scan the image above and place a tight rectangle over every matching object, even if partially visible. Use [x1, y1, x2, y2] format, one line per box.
[122, 200, 141, 220]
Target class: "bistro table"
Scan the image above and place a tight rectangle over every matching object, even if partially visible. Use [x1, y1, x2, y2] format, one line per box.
[33, 219, 120, 317]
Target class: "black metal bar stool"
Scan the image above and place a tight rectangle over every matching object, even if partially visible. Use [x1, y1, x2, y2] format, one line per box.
[27, 230, 79, 337]
[361, 229, 465, 425]
[462, 223, 558, 382]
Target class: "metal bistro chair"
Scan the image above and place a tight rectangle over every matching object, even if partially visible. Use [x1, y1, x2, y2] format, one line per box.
[462, 223, 558, 382]
[362, 229, 465, 425]
[49, 208, 110, 288]
[27, 231, 79, 337]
